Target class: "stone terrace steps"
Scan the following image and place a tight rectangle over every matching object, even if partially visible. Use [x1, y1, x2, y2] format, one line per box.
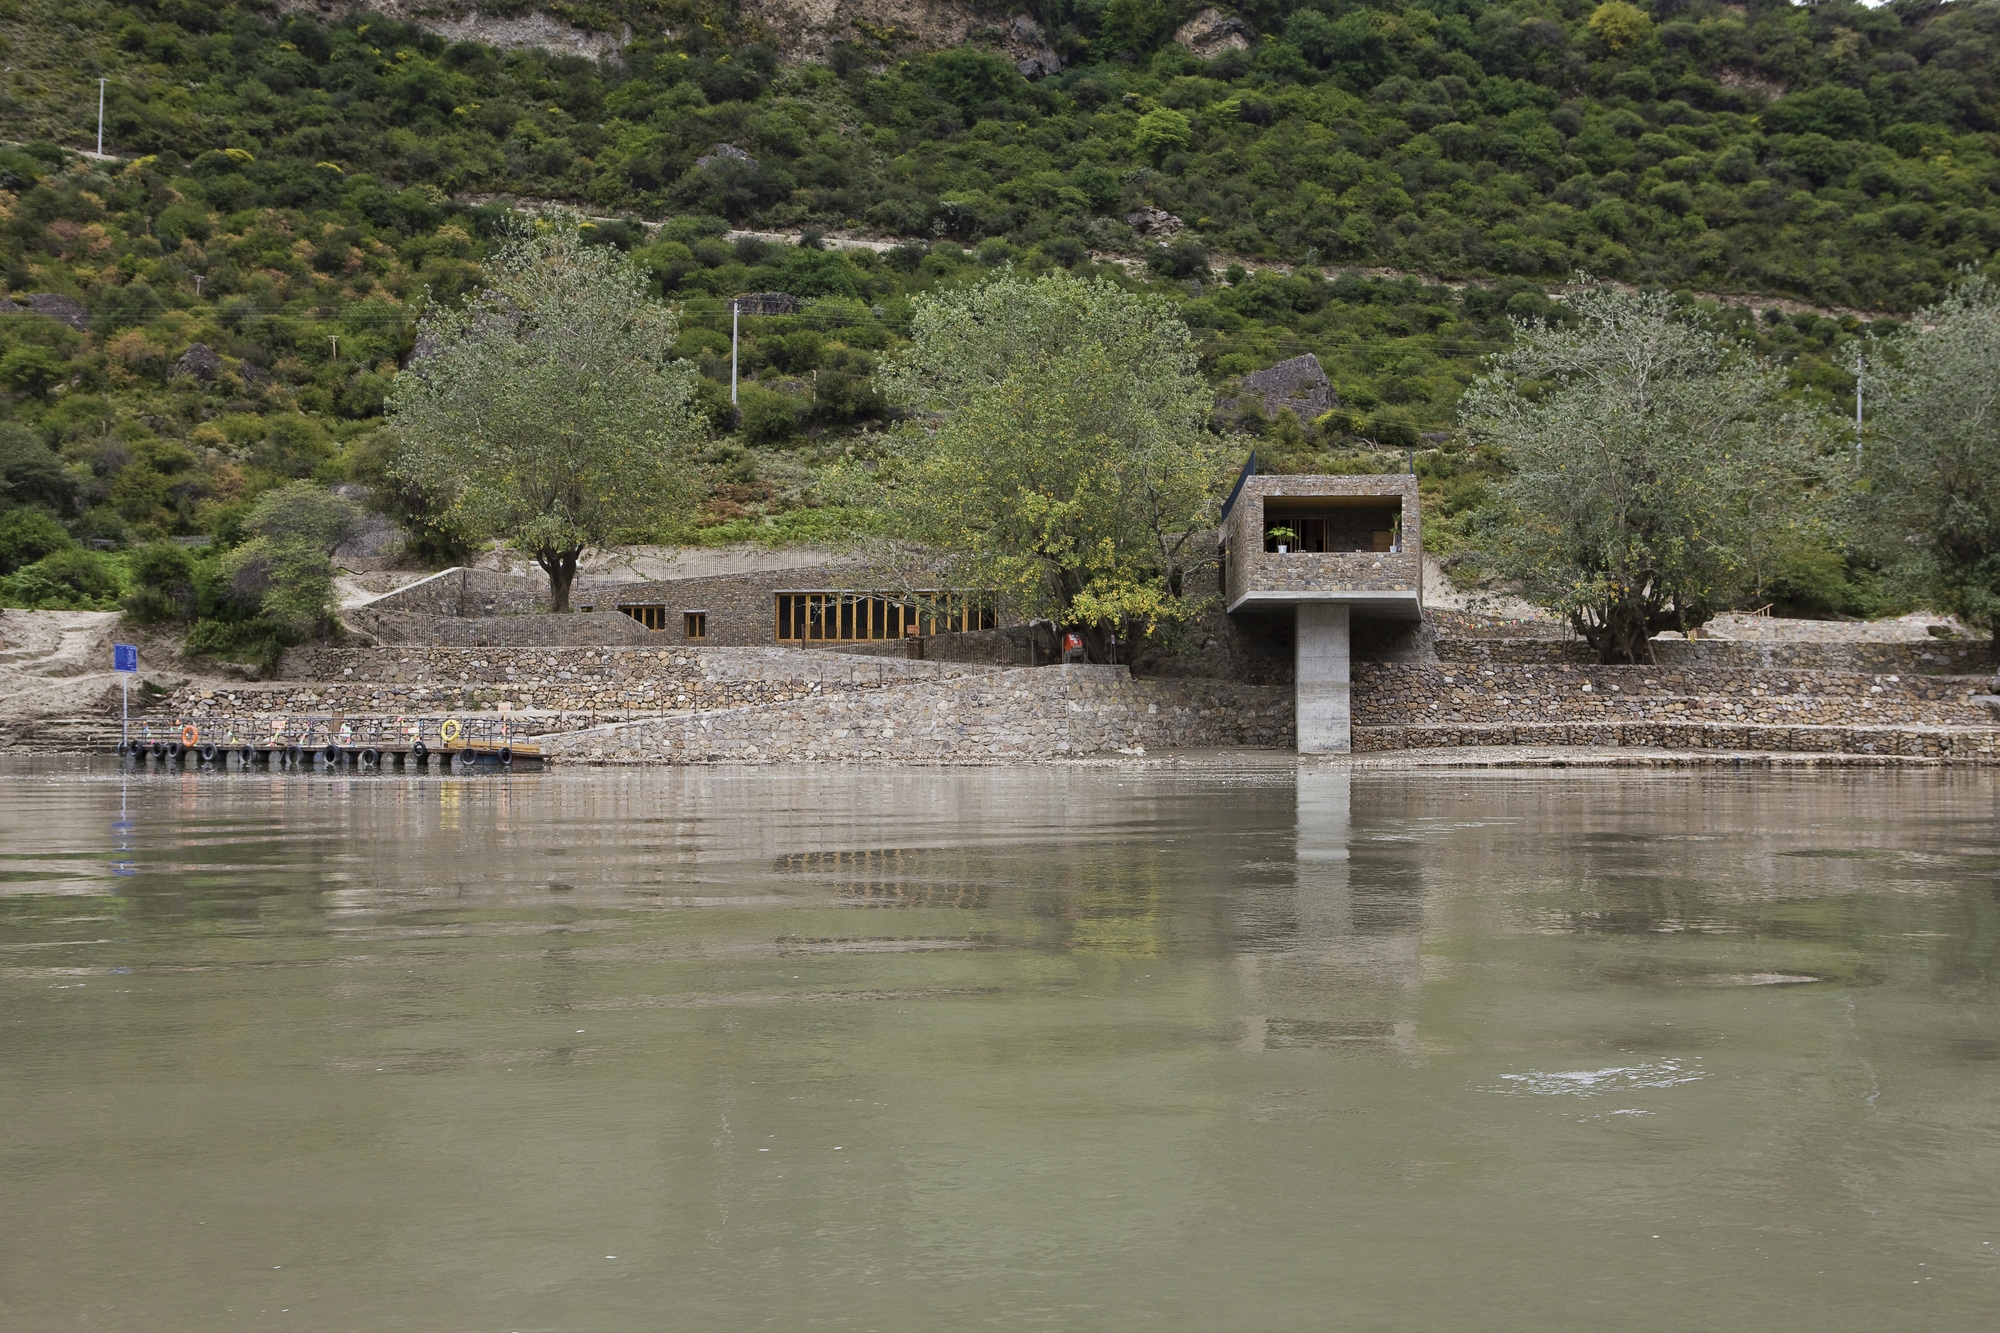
[1, 717, 124, 752]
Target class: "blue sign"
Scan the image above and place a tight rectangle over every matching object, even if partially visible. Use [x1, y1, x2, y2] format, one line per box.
[113, 643, 138, 673]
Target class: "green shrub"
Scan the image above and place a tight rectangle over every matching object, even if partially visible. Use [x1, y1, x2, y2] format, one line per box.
[737, 384, 805, 444]
[0, 548, 120, 609]
[123, 542, 199, 623]
[0, 508, 73, 574]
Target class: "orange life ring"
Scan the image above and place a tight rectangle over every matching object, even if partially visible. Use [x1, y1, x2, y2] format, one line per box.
[181, 723, 199, 746]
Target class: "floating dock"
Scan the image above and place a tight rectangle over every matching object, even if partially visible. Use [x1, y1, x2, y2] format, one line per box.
[111, 715, 544, 771]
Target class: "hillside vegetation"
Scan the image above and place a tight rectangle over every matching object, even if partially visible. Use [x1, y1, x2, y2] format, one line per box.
[2, 0, 1996, 631]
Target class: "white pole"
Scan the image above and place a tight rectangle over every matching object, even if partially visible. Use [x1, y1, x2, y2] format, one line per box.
[97, 78, 106, 156]
[730, 299, 739, 405]
[1854, 348, 1864, 454]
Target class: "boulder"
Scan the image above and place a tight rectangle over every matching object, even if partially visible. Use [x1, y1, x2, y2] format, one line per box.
[1175, 8, 1251, 59]
[696, 143, 760, 171]
[1241, 354, 1339, 420]
[22, 293, 88, 329]
[1124, 207, 1187, 238]
[170, 342, 225, 381]
[1007, 15, 1063, 78]
[733, 291, 801, 316]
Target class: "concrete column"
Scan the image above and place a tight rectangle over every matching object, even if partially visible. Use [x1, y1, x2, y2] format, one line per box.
[1295, 602, 1351, 753]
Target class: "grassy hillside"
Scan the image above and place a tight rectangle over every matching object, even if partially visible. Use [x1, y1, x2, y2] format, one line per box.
[2, 0, 1995, 617]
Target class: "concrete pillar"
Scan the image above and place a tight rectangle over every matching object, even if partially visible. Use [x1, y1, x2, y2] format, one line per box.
[1295, 602, 1351, 753]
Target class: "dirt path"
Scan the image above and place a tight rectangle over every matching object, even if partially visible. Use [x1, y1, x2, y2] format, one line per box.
[0, 610, 243, 725]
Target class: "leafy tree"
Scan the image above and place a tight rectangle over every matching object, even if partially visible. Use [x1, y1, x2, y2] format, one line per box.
[880, 272, 1227, 661]
[1461, 284, 1830, 663]
[1587, 2, 1652, 54]
[0, 506, 74, 575]
[123, 542, 200, 623]
[1134, 108, 1193, 162]
[1855, 276, 2000, 646]
[0, 346, 68, 397]
[219, 481, 363, 637]
[388, 214, 707, 610]
[0, 424, 75, 514]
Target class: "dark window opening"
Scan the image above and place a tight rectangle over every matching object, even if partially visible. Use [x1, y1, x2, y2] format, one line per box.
[775, 592, 998, 642]
[683, 611, 708, 639]
[619, 604, 669, 630]
[1265, 504, 1402, 553]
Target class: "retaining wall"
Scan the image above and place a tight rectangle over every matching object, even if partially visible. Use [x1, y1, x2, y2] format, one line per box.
[1360, 662, 1995, 727]
[360, 567, 548, 616]
[1356, 721, 2000, 759]
[1439, 636, 1997, 675]
[540, 666, 1293, 763]
[344, 609, 657, 648]
[198, 646, 996, 719]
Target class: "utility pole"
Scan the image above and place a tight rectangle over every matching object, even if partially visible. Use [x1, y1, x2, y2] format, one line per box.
[1853, 347, 1864, 454]
[730, 298, 739, 405]
[97, 78, 106, 157]
[327, 335, 339, 362]
[193, 275, 204, 297]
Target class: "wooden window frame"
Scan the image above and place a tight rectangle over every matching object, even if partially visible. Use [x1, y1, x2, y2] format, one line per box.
[618, 604, 669, 631]
[774, 591, 997, 643]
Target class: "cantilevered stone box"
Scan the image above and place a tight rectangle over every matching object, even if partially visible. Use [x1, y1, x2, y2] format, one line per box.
[1218, 474, 1423, 753]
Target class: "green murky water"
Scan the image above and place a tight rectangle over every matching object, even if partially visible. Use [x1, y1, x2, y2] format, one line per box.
[2, 759, 1997, 1331]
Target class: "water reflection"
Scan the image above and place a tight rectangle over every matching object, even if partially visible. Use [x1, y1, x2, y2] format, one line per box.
[0, 761, 1997, 1331]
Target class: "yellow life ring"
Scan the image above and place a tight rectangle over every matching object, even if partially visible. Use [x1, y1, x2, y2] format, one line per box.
[181, 723, 199, 746]
[439, 718, 461, 744]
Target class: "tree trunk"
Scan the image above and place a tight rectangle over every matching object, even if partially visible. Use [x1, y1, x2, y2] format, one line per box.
[1578, 596, 1658, 665]
[538, 548, 581, 613]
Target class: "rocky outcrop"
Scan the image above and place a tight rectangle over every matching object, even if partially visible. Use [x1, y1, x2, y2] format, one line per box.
[170, 343, 225, 381]
[740, 0, 1060, 75]
[1241, 354, 1338, 420]
[1175, 8, 1252, 59]
[19, 293, 88, 329]
[1124, 207, 1187, 238]
[732, 292, 802, 316]
[272, 2, 630, 59]
[696, 143, 760, 171]
[1007, 15, 1063, 78]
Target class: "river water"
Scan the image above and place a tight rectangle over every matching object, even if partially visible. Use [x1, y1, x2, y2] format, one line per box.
[2, 758, 1997, 1331]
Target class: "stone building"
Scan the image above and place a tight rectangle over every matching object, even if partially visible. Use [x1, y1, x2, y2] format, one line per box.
[1218, 473, 1421, 754]
[354, 560, 1003, 653]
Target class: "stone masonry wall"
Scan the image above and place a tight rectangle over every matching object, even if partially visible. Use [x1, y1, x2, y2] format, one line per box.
[344, 609, 658, 648]
[541, 666, 1294, 763]
[1359, 662, 1996, 727]
[360, 567, 547, 616]
[200, 646, 996, 722]
[1355, 721, 2000, 759]
[1439, 637, 1998, 675]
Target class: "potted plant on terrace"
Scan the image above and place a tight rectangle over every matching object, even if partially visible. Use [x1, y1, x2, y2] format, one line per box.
[1267, 525, 1297, 554]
